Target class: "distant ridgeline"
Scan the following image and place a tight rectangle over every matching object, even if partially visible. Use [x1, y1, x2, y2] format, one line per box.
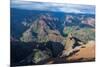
[11, 8, 95, 43]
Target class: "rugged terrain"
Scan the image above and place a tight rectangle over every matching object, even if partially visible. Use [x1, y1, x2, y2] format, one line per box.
[11, 8, 95, 66]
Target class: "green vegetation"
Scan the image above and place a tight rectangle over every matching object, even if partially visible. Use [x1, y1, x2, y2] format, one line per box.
[63, 26, 95, 43]
[73, 28, 95, 43]
[63, 26, 77, 37]
[33, 49, 50, 63]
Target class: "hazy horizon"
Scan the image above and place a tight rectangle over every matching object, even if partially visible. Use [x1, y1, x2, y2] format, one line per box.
[11, 0, 95, 14]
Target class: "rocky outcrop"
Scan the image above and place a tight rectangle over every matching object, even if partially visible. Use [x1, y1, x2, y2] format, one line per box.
[32, 49, 50, 63]
[20, 15, 64, 43]
[41, 41, 95, 64]
[81, 17, 95, 27]
[20, 29, 33, 42]
[20, 17, 49, 42]
[48, 30, 64, 42]
[67, 41, 95, 61]
[61, 33, 85, 57]
[61, 33, 75, 56]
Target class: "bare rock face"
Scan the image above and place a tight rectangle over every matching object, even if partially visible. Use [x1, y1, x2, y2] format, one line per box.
[20, 15, 65, 43]
[62, 33, 75, 56]
[61, 33, 85, 57]
[48, 30, 64, 42]
[20, 18, 49, 42]
[81, 17, 95, 27]
[61, 33, 95, 60]
[67, 40, 95, 61]
[20, 30, 33, 42]
[44, 41, 95, 64]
